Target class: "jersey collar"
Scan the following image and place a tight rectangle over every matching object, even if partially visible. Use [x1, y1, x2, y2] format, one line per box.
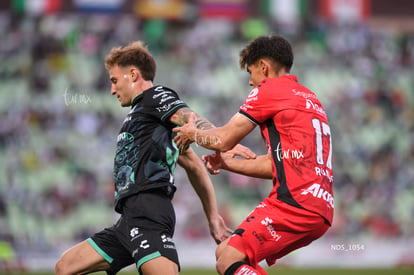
[131, 86, 153, 108]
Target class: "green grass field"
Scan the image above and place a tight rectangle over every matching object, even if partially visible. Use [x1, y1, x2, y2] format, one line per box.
[177, 267, 414, 275]
[2, 267, 414, 275]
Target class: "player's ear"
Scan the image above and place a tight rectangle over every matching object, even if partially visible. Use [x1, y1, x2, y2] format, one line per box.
[130, 67, 140, 82]
[259, 59, 270, 77]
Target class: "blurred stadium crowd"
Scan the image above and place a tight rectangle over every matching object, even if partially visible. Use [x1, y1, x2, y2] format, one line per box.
[0, 2, 414, 269]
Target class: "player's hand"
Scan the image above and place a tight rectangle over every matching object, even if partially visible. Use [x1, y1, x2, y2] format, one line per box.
[173, 114, 196, 154]
[202, 145, 256, 175]
[226, 144, 256, 159]
[209, 215, 232, 244]
[202, 152, 224, 175]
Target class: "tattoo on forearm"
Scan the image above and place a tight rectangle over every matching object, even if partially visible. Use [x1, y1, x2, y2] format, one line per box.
[175, 107, 215, 129]
[195, 119, 214, 130]
[174, 108, 191, 126]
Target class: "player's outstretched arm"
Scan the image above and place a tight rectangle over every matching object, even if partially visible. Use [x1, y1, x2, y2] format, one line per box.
[170, 106, 215, 130]
[174, 112, 256, 154]
[203, 150, 273, 179]
[178, 147, 232, 244]
[170, 107, 256, 159]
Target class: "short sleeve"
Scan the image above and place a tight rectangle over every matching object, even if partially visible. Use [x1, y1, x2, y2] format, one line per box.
[239, 84, 276, 124]
[143, 86, 188, 122]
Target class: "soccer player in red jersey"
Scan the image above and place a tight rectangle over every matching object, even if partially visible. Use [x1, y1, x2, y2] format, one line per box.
[174, 35, 334, 275]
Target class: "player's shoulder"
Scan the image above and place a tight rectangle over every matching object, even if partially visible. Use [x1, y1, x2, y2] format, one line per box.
[142, 85, 178, 100]
[153, 85, 177, 94]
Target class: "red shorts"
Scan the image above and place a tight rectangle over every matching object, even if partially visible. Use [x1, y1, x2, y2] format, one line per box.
[228, 197, 330, 268]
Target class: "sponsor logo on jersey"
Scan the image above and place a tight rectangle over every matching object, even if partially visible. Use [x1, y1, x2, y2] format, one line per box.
[152, 86, 171, 98]
[131, 239, 150, 257]
[161, 234, 173, 243]
[245, 88, 259, 103]
[161, 234, 176, 249]
[248, 88, 259, 98]
[160, 95, 175, 104]
[156, 99, 185, 112]
[140, 240, 150, 249]
[130, 227, 139, 237]
[117, 132, 134, 143]
[261, 217, 281, 242]
[252, 230, 264, 245]
[130, 227, 143, 242]
[235, 266, 257, 275]
[291, 88, 317, 99]
[306, 99, 326, 116]
[240, 103, 253, 112]
[123, 115, 132, 124]
[301, 183, 334, 208]
[153, 87, 176, 104]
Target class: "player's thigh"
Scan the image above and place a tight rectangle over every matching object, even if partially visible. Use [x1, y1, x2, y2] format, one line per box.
[55, 240, 110, 275]
[216, 242, 248, 274]
[140, 256, 179, 275]
[216, 237, 230, 259]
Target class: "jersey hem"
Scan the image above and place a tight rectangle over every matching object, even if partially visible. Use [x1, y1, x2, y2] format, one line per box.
[115, 183, 175, 213]
[238, 110, 260, 125]
[160, 103, 187, 121]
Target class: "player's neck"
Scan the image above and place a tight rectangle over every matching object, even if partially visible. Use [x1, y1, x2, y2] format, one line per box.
[269, 68, 289, 79]
[132, 80, 153, 98]
[140, 80, 153, 91]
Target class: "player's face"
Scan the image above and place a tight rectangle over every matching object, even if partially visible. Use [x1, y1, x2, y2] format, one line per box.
[247, 63, 266, 87]
[109, 65, 134, 107]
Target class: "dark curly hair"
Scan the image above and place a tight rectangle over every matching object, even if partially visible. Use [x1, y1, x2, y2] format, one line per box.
[239, 35, 293, 72]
